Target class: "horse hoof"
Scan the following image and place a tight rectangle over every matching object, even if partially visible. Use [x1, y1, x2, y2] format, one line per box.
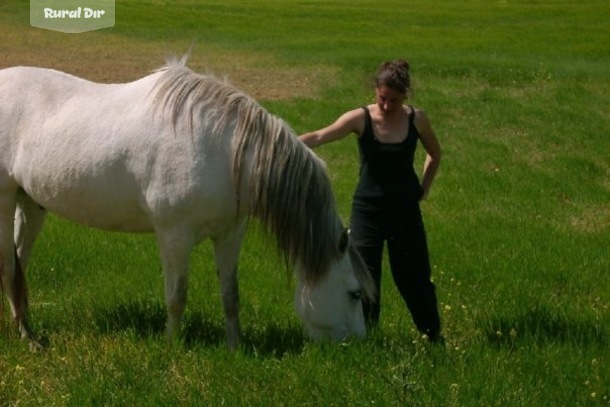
[29, 340, 43, 352]
[24, 336, 47, 352]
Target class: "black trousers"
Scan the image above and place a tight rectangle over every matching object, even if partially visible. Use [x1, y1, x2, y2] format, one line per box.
[350, 199, 441, 338]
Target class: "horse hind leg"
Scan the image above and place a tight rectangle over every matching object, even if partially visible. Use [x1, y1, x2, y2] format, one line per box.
[3, 246, 30, 334]
[12, 192, 47, 347]
[0, 192, 47, 349]
[0, 246, 43, 351]
[0, 191, 38, 348]
[15, 190, 47, 272]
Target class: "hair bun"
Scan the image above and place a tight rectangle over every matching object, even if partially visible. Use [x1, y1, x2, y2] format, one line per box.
[375, 59, 411, 96]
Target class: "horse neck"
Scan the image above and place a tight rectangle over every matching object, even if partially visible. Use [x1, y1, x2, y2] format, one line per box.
[233, 113, 342, 283]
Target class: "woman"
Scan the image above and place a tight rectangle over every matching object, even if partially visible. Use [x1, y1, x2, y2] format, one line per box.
[299, 60, 443, 343]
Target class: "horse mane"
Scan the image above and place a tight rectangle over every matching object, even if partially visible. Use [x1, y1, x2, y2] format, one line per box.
[150, 59, 370, 290]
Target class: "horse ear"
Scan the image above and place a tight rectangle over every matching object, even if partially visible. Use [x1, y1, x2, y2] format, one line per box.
[338, 228, 349, 255]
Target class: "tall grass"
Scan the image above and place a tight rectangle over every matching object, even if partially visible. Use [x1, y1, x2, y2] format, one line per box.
[1, 0, 608, 405]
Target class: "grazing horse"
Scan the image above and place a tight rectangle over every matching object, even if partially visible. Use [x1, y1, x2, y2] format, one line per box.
[0, 59, 375, 349]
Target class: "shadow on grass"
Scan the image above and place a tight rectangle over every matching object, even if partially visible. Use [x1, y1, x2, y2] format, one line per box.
[241, 323, 305, 357]
[92, 299, 304, 356]
[482, 306, 608, 348]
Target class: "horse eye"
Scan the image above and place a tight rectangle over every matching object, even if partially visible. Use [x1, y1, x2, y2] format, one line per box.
[349, 290, 362, 302]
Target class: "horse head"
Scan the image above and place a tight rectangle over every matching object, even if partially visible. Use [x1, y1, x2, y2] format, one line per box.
[294, 228, 375, 342]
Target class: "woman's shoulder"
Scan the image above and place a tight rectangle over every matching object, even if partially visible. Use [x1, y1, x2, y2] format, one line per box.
[410, 106, 430, 124]
[407, 104, 421, 114]
[335, 107, 368, 136]
[410, 105, 430, 117]
[349, 105, 370, 115]
[339, 106, 368, 124]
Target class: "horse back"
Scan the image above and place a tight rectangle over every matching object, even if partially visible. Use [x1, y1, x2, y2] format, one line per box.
[0, 66, 238, 234]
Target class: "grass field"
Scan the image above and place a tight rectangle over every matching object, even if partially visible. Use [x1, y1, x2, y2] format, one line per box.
[1, 0, 608, 405]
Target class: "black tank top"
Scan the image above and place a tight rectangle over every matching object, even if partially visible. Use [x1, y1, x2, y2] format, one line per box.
[353, 106, 422, 207]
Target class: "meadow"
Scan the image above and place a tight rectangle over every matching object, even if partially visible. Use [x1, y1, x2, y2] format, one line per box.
[0, 0, 608, 405]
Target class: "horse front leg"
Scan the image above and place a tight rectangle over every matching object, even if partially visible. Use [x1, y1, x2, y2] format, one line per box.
[156, 229, 194, 342]
[213, 221, 247, 351]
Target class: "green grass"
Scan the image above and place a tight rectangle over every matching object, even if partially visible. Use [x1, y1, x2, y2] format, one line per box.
[1, 0, 609, 405]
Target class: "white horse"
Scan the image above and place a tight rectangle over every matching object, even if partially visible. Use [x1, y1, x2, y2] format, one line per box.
[0, 59, 375, 349]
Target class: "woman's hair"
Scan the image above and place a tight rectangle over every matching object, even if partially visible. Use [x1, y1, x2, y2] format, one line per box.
[375, 59, 411, 97]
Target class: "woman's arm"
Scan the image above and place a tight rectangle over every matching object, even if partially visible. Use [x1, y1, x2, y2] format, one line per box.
[299, 108, 365, 148]
[414, 109, 441, 200]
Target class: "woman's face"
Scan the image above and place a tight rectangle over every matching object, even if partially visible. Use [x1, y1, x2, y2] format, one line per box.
[375, 85, 405, 117]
